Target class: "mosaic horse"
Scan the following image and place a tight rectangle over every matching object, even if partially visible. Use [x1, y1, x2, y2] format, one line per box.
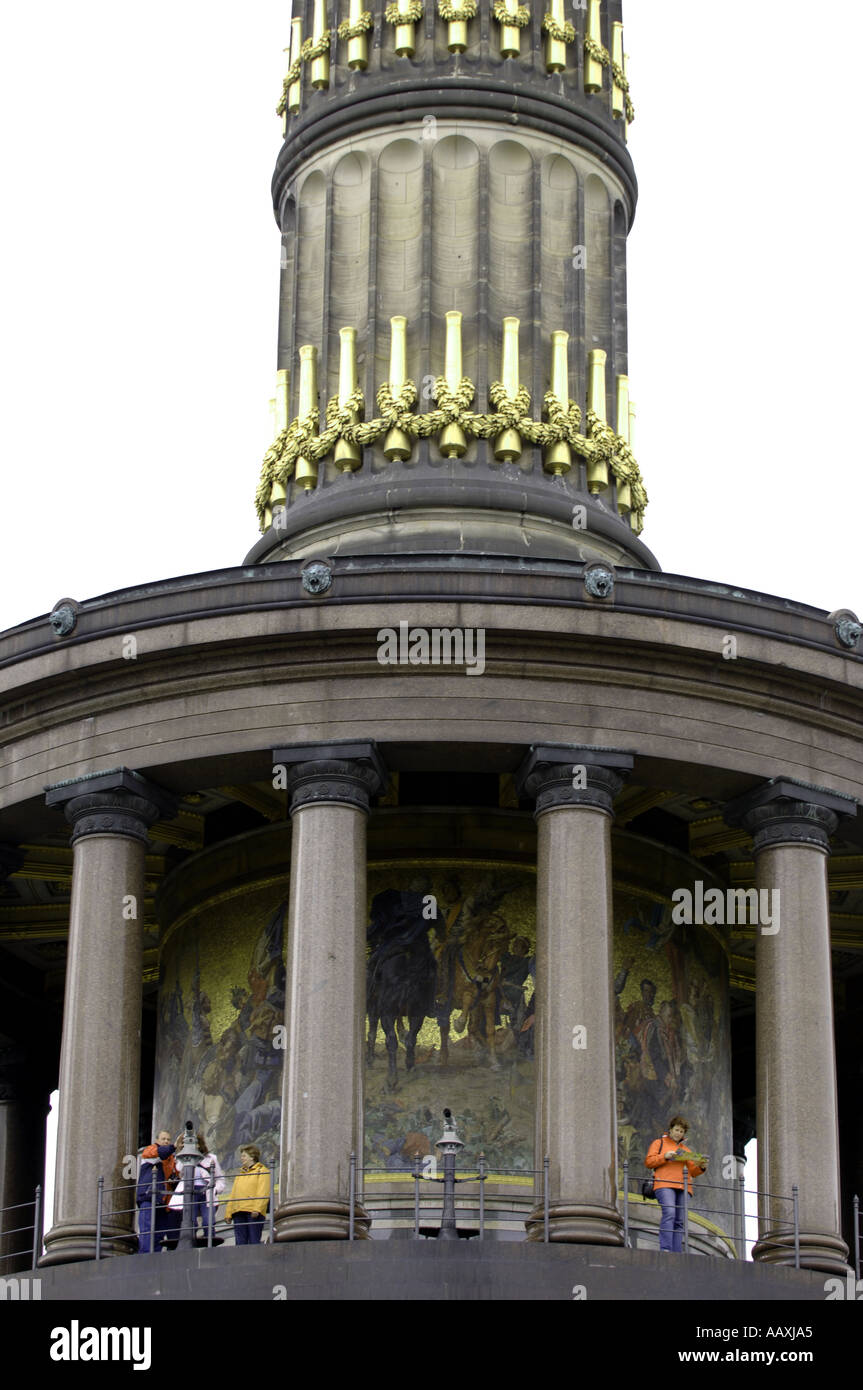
[366, 890, 437, 1090]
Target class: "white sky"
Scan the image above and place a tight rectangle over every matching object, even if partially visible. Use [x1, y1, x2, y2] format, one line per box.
[1, 1, 861, 634]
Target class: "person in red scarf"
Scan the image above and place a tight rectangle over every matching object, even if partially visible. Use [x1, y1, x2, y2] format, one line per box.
[136, 1129, 178, 1253]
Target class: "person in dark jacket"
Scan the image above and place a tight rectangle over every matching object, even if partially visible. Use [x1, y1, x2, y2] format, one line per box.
[136, 1129, 178, 1253]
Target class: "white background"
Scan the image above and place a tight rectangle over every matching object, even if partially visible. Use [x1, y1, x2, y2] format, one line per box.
[1, 1, 861, 634]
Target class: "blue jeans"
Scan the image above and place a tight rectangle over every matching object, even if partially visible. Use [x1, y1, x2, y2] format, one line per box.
[657, 1187, 686, 1252]
[232, 1211, 265, 1245]
[137, 1202, 170, 1253]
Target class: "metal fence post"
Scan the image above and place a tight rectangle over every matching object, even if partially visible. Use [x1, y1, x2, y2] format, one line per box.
[478, 1152, 486, 1241]
[854, 1194, 860, 1281]
[32, 1185, 42, 1270]
[792, 1184, 800, 1270]
[95, 1175, 104, 1261]
[268, 1164, 275, 1244]
[413, 1154, 421, 1239]
[207, 1166, 215, 1249]
[543, 1155, 550, 1244]
[622, 1159, 629, 1249]
[682, 1164, 689, 1254]
[149, 1167, 158, 1254]
[348, 1151, 356, 1242]
[738, 1172, 746, 1260]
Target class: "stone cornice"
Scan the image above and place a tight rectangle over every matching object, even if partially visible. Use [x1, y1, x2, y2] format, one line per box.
[2, 558, 859, 672]
[2, 564, 863, 832]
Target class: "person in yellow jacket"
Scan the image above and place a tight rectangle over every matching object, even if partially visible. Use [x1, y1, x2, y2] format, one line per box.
[224, 1146, 270, 1245]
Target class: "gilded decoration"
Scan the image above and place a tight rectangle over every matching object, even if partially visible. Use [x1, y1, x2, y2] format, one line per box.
[255, 376, 647, 530]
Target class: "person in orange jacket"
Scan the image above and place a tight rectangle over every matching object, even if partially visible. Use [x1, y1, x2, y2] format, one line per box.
[645, 1115, 707, 1253]
[136, 1129, 179, 1253]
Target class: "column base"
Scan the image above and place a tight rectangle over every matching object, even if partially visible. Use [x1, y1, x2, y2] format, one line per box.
[40, 1220, 136, 1266]
[525, 1200, 624, 1245]
[274, 1197, 371, 1242]
[752, 1229, 850, 1276]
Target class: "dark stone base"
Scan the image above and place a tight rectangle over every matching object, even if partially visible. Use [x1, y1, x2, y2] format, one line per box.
[752, 1229, 850, 1276]
[22, 1240, 839, 1301]
[525, 1201, 624, 1245]
[274, 1198, 371, 1242]
[40, 1220, 136, 1266]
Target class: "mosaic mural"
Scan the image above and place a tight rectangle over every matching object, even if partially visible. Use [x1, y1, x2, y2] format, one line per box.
[154, 885, 288, 1169]
[364, 867, 537, 1175]
[613, 893, 731, 1209]
[152, 860, 731, 1214]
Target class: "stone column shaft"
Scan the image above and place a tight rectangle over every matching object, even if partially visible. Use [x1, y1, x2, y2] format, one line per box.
[518, 745, 633, 1244]
[726, 781, 855, 1274]
[41, 770, 176, 1265]
[274, 743, 386, 1240]
[755, 842, 843, 1268]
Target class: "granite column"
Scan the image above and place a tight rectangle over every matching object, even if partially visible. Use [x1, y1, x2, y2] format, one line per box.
[273, 742, 387, 1240]
[726, 780, 855, 1274]
[41, 770, 176, 1265]
[517, 745, 633, 1243]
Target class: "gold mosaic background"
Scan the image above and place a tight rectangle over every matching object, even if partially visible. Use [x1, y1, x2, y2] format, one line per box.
[152, 860, 731, 1210]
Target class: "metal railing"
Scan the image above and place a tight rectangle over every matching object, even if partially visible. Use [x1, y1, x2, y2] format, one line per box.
[94, 1162, 280, 1257]
[620, 1157, 801, 1264]
[0, 1186, 42, 1274]
[854, 1193, 861, 1281]
[359, 1155, 549, 1241]
[54, 1159, 281, 1259]
[3, 1162, 831, 1268]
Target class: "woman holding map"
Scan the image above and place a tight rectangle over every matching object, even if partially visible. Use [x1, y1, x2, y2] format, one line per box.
[645, 1115, 708, 1253]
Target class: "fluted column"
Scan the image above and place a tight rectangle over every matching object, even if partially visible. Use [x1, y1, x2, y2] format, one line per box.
[273, 741, 387, 1240]
[41, 770, 176, 1265]
[516, 745, 633, 1243]
[725, 780, 856, 1274]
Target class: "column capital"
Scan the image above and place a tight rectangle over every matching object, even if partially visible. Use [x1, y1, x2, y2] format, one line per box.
[724, 778, 856, 855]
[515, 745, 633, 819]
[273, 741, 388, 815]
[45, 768, 178, 845]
